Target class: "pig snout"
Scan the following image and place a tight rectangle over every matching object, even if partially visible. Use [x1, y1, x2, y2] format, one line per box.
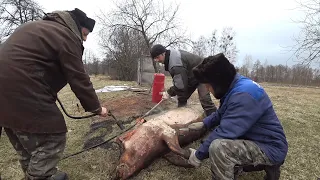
[115, 163, 130, 180]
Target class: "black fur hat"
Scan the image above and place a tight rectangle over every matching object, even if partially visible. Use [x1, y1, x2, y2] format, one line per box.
[69, 8, 95, 32]
[193, 53, 236, 99]
[150, 44, 167, 59]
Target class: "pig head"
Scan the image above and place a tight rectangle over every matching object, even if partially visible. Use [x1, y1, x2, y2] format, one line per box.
[114, 105, 207, 180]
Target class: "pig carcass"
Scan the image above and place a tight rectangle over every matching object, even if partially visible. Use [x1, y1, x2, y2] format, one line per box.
[115, 104, 207, 179]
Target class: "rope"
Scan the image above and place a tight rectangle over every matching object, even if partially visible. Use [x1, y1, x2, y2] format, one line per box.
[61, 122, 136, 160]
[56, 89, 159, 160]
[56, 97, 98, 119]
[55, 96, 137, 160]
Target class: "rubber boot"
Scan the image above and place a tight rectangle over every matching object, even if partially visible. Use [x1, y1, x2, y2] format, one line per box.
[178, 101, 187, 107]
[23, 171, 68, 180]
[50, 171, 68, 180]
[263, 164, 281, 180]
[243, 164, 266, 172]
[234, 166, 244, 180]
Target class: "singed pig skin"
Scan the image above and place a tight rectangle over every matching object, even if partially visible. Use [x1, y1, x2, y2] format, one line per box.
[115, 105, 207, 180]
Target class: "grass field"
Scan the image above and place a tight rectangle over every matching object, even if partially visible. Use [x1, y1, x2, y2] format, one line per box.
[1, 75, 319, 180]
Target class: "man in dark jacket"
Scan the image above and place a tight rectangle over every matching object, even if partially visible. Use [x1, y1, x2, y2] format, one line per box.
[186, 53, 288, 180]
[150, 44, 217, 116]
[0, 8, 108, 180]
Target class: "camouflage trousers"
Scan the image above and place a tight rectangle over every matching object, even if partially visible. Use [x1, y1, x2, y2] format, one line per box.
[178, 84, 217, 116]
[209, 139, 273, 180]
[4, 128, 66, 180]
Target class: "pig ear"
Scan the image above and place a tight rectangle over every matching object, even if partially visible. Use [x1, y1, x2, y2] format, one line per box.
[111, 141, 124, 155]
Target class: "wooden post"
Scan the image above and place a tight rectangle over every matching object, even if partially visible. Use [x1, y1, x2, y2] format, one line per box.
[137, 57, 142, 85]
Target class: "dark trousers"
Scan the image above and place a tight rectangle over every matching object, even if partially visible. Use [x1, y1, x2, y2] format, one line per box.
[4, 128, 66, 180]
[178, 84, 217, 116]
[209, 139, 281, 180]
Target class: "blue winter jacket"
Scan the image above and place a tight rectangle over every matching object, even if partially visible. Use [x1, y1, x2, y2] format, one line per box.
[195, 74, 288, 164]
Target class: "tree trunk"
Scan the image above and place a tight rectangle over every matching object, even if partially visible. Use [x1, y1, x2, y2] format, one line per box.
[143, 34, 158, 73]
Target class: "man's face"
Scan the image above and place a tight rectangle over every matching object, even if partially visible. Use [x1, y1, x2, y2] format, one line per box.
[153, 53, 165, 63]
[81, 27, 90, 41]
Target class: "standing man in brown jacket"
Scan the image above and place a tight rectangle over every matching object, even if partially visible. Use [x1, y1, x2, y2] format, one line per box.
[0, 8, 108, 180]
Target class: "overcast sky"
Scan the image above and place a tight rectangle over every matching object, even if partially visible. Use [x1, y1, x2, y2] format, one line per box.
[41, 0, 308, 67]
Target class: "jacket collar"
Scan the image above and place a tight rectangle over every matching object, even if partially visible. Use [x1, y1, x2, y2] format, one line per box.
[164, 50, 170, 71]
[220, 73, 241, 104]
[43, 11, 82, 42]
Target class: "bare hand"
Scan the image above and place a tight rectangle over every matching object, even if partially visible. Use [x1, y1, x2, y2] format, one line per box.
[99, 107, 108, 117]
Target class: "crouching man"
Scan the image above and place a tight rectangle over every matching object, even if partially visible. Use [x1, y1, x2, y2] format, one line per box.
[186, 53, 288, 180]
[150, 44, 217, 116]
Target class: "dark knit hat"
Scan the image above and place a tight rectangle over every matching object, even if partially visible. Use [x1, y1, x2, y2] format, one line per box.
[69, 8, 95, 32]
[193, 53, 236, 99]
[150, 44, 167, 59]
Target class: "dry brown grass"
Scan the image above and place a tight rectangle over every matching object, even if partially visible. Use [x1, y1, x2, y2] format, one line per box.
[1, 75, 320, 180]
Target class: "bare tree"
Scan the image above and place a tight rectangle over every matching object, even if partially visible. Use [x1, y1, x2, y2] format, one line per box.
[239, 55, 253, 77]
[251, 59, 262, 81]
[97, 0, 188, 72]
[83, 49, 96, 65]
[0, 28, 4, 43]
[238, 56, 320, 86]
[192, 30, 218, 57]
[101, 27, 147, 80]
[90, 56, 100, 76]
[218, 27, 238, 63]
[192, 35, 208, 57]
[208, 30, 218, 56]
[82, 49, 102, 75]
[291, 0, 320, 65]
[192, 27, 238, 63]
[313, 68, 320, 85]
[0, 0, 43, 39]
[0, 2, 5, 42]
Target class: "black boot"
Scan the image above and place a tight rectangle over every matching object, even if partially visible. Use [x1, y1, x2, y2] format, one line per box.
[24, 171, 68, 180]
[50, 171, 68, 180]
[178, 101, 187, 107]
[263, 164, 281, 180]
[234, 166, 244, 180]
[243, 164, 265, 172]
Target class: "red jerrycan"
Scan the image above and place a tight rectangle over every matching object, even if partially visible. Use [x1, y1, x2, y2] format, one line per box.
[152, 73, 165, 103]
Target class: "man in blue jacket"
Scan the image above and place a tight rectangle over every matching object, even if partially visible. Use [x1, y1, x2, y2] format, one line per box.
[186, 53, 288, 180]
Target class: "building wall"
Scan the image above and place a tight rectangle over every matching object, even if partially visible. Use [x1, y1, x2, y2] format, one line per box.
[137, 55, 169, 85]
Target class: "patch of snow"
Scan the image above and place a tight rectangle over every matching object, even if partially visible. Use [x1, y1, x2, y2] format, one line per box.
[95, 85, 143, 93]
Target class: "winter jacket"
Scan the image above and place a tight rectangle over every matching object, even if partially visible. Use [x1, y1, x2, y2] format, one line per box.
[195, 74, 288, 164]
[164, 49, 203, 96]
[0, 12, 101, 133]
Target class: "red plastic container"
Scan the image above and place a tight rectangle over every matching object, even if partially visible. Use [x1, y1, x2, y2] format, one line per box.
[152, 73, 165, 103]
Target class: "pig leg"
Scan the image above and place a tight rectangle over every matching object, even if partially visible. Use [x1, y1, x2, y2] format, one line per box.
[163, 152, 193, 168]
[161, 131, 190, 159]
[118, 129, 136, 143]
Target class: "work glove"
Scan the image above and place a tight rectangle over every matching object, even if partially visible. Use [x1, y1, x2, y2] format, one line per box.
[188, 122, 205, 131]
[188, 148, 202, 168]
[160, 91, 170, 100]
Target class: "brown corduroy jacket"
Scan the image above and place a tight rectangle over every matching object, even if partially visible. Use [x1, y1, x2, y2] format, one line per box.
[0, 13, 101, 133]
